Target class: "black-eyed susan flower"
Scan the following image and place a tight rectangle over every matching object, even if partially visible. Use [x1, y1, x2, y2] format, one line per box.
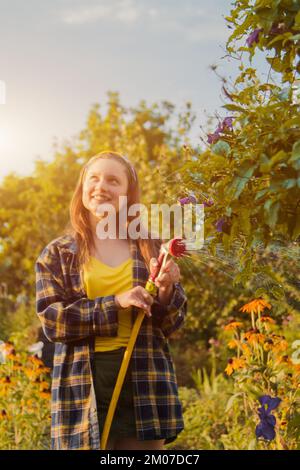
[28, 354, 45, 367]
[0, 409, 8, 420]
[243, 330, 266, 345]
[239, 298, 271, 315]
[224, 321, 243, 331]
[228, 339, 239, 349]
[225, 357, 246, 376]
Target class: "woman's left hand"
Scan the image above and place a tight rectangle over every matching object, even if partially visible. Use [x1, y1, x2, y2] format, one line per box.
[150, 258, 181, 290]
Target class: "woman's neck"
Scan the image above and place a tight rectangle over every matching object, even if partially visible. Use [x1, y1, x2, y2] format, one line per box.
[90, 213, 128, 242]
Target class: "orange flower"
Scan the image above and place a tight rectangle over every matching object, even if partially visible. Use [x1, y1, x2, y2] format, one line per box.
[39, 381, 50, 392]
[23, 368, 38, 380]
[228, 339, 239, 349]
[225, 357, 246, 376]
[28, 355, 45, 367]
[272, 337, 289, 353]
[39, 391, 51, 399]
[241, 343, 251, 356]
[224, 322, 243, 331]
[239, 298, 271, 315]
[0, 409, 9, 420]
[243, 330, 266, 345]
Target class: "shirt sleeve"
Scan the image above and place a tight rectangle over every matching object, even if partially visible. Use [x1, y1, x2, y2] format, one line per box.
[35, 247, 119, 344]
[151, 281, 187, 339]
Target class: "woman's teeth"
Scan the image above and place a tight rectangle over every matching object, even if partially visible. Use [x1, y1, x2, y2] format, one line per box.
[92, 196, 110, 202]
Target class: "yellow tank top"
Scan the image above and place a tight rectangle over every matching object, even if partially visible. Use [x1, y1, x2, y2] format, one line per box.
[83, 256, 133, 352]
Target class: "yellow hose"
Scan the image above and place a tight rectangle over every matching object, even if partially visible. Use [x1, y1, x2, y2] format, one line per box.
[100, 278, 158, 450]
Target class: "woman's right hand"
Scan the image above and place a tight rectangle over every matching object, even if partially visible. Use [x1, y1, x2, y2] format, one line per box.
[115, 286, 154, 317]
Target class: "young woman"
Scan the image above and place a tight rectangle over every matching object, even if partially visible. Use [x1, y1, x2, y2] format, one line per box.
[35, 150, 187, 450]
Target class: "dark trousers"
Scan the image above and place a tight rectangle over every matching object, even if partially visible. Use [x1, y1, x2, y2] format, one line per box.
[92, 347, 137, 440]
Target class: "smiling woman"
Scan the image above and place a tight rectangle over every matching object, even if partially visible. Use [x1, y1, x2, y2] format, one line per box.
[35, 149, 188, 450]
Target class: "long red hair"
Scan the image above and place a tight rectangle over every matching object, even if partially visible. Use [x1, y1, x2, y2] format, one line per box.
[64, 151, 161, 279]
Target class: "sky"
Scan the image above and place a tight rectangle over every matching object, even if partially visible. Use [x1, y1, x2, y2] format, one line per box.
[0, 0, 267, 183]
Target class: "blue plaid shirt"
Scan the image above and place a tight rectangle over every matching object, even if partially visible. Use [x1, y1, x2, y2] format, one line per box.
[35, 234, 188, 449]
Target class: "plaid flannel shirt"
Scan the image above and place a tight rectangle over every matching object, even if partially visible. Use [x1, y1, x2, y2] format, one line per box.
[35, 234, 188, 450]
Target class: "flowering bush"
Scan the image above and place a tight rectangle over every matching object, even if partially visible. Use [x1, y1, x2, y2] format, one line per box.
[0, 341, 51, 449]
[223, 298, 300, 449]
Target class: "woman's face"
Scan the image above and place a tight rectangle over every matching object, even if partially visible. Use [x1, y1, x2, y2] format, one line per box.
[82, 158, 129, 220]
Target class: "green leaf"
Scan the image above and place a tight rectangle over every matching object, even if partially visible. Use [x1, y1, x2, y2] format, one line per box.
[254, 287, 268, 297]
[290, 140, 300, 160]
[277, 87, 290, 101]
[265, 200, 280, 229]
[281, 179, 296, 189]
[225, 393, 243, 412]
[211, 140, 231, 156]
[292, 211, 300, 240]
[255, 188, 269, 200]
[248, 439, 257, 450]
[270, 150, 288, 168]
[222, 104, 247, 113]
[288, 141, 300, 170]
[270, 284, 285, 300]
[229, 161, 256, 199]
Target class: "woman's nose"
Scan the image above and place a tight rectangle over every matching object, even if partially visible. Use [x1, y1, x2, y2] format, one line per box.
[94, 177, 109, 193]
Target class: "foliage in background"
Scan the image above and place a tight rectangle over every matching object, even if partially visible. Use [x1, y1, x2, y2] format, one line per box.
[0, 342, 51, 449]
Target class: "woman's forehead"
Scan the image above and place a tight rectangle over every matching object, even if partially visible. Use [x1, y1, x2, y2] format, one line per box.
[86, 158, 127, 176]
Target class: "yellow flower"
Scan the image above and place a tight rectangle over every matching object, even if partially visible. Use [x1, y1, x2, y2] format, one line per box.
[39, 391, 51, 399]
[228, 339, 239, 349]
[272, 337, 289, 353]
[24, 368, 38, 380]
[243, 330, 266, 345]
[263, 339, 274, 351]
[239, 298, 271, 315]
[224, 322, 243, 331]
[0, 409, 9, 420]
[39, 381, 50, 392]
[225, 357, 246, 376]
[28, 355, 45, 367]
[241, 343, 251, 356]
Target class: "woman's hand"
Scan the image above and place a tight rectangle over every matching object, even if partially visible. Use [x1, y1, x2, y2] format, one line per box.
[150, 257, 181, 304]
[115, 286, 154, 317]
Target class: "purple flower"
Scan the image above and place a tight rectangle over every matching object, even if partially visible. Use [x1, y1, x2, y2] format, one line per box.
[255, 395, 281, 441]
[222, 117, 233, 130]
[259, 395, 281, 412]
[207, 132, 220, 144]
[203, 198, 214, 207]
[178, 195, 197, 205]
[215, 216, 231, 234]
[207, 117, 234, 144]
[215, 217, 225, 232]
[246, 28, 263, 47]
